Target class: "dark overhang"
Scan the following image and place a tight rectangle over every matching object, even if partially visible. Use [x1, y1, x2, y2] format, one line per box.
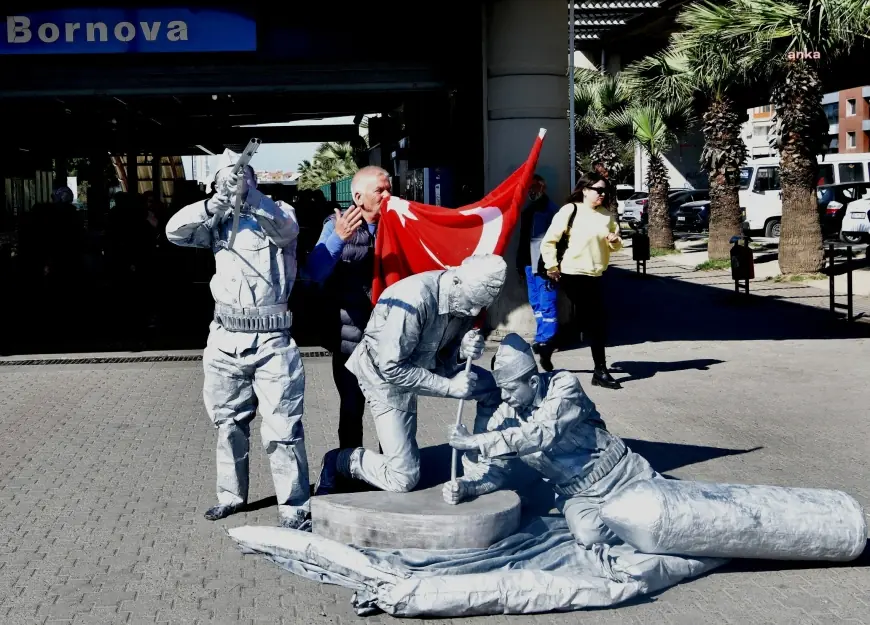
[569, 0, 693, 57]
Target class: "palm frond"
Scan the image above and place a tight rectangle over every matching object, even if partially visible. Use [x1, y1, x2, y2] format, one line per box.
[605, 101, 694, 158]
[681, 0, 870, 74]
[622, 47, 695, 103]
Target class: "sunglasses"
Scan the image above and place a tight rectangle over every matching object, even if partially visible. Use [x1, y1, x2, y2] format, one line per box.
[586, 186, 608, 195]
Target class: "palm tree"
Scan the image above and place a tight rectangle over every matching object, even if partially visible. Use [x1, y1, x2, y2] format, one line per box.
[625, 33, 749, 261]
[606, 102, 695, 250]
[573, 68, 633, 178]
[296, 141, 359, 191]
[684, 0, 870, 274]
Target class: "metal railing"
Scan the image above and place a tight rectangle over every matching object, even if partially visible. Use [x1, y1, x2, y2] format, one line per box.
[823, 244, 869, 322]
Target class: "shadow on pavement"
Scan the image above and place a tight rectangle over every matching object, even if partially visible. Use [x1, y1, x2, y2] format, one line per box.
[719, 541, 870, 572]
[418, 443, 460, 490]
[623, 439, 762, 474]
[244, 496, 279, 512]
[564, 265, 870, 348]
[567, 358, 725, 383]
[415, 439, 762, 491]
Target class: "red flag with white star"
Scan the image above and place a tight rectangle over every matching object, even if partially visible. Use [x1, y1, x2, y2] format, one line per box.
[371, 128, 546, 304]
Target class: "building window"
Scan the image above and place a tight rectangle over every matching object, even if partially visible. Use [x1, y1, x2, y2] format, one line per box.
[823, 102, 838, 125]
[752, 125, 769, 137]
[847, 99, 856, 116]
[827, 137, 840, 155]
[847, 131, 857, 148]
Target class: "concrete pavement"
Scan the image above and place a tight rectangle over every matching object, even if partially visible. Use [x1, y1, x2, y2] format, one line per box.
[1, 260, 869, 624]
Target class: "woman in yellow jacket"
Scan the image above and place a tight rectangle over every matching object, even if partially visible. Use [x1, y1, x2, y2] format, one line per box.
[539, 171, 622, 389]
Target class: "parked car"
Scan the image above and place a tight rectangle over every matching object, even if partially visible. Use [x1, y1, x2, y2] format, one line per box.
[839, 195, 870, 243]
[673, 199, 710, 232]
[623, 189, 709, 227]
[741, 153, 870, 238]
[667, 190, 708, 229]
[816, 182, 870, 239]
[615, 185, 635, 217]
[621, 192, 649, 223]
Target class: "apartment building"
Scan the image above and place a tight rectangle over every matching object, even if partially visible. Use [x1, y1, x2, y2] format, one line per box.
[743, 86, 870, 157]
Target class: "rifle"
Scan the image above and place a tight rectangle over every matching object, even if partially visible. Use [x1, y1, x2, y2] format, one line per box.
[226, 138, 262, 250]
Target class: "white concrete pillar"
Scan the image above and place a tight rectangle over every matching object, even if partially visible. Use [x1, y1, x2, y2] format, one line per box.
[484, 0, 569, 338]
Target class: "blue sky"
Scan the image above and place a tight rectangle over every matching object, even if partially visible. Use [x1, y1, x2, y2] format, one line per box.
[243, 116, 357, 173]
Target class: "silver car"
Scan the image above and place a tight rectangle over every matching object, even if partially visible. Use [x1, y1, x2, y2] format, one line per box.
[621, 192, 649, 223]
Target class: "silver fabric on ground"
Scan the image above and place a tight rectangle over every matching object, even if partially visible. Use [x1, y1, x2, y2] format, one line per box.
[228, 518, 724, 617]
[601, 479, 867, 561]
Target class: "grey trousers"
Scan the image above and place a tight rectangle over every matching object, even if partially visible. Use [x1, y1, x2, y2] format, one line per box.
[557, 450, 659, 548]
[202, 333, 310, 519]
[351, 365, 498, 493]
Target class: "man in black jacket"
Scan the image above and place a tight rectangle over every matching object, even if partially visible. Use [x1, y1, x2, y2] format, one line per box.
[306, 166, 391, 448]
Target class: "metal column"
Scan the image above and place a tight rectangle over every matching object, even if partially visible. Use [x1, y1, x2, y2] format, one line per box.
[151, 154, 162, 201]
[568, 1, 576, 190]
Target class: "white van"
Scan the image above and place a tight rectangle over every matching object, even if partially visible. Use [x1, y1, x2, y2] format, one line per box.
[740, 153, 870, 238]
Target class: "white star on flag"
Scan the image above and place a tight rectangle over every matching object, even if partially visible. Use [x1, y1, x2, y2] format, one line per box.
[387, 197, 418, 227]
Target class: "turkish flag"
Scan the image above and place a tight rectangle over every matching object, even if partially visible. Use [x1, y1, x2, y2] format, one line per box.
[372, 128, 547, 304]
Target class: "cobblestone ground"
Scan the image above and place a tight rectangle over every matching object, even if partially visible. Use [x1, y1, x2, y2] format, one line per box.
[1, 261, 869, 624]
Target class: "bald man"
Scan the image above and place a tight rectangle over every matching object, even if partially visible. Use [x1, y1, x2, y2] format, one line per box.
[306, 166, 392, 449]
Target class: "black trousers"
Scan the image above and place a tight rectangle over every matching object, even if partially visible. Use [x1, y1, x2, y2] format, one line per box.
[560, 273, 608, 367]
[331, 351, 366, 449]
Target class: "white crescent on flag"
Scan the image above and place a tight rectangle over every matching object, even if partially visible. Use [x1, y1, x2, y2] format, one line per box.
[372, 128, 546, 304]
[458, 206, 504, 256]
[387, 198, 504, 267]
[420, 241, 448, 268]
[386, 197, 417, 226]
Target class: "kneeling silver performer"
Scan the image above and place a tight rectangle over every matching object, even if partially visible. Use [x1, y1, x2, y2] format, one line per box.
[445, 333, 657, 547]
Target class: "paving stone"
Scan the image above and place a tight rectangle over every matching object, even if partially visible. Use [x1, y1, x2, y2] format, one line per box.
[1, 258, 869, 624]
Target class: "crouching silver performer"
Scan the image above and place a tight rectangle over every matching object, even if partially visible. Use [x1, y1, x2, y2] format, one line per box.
[315, 254, 507, 495]
[165, 165, 310, 529]
[445, 333, 658, 547]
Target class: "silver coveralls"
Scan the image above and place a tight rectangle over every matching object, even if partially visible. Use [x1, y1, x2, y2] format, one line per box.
[345, 270, 495, 492]
[461, 371, 658, 547]
[165, 187, 310, 521]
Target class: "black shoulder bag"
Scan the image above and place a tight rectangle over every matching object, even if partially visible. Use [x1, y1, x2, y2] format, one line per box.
[537, 203, 578, 276]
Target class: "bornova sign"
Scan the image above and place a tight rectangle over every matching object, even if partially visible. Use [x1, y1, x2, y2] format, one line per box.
[2, 9, 256, 54]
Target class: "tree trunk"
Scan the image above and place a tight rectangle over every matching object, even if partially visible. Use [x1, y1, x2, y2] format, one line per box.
[646, 153, 673, 249]
[774, 62, 825, 274]
[702, 97, 747, 261]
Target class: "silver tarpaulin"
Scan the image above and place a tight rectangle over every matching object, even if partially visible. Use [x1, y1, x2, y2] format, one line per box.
[228, 516, 725, 617]
[601, 480, 867, 561]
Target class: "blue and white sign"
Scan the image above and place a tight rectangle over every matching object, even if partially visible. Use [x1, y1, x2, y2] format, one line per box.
[2, 9, 256, 54]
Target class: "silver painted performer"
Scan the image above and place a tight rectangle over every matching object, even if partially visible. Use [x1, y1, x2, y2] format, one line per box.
[165, 165, 310, 529]
[316, 254, 507, 495]
[445, 333, 659, 547]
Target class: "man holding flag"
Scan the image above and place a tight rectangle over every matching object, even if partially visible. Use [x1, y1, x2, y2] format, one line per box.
[315, 129, 547, 495]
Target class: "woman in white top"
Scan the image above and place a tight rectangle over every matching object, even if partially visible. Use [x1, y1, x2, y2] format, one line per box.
[539, 172, 623, 389]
